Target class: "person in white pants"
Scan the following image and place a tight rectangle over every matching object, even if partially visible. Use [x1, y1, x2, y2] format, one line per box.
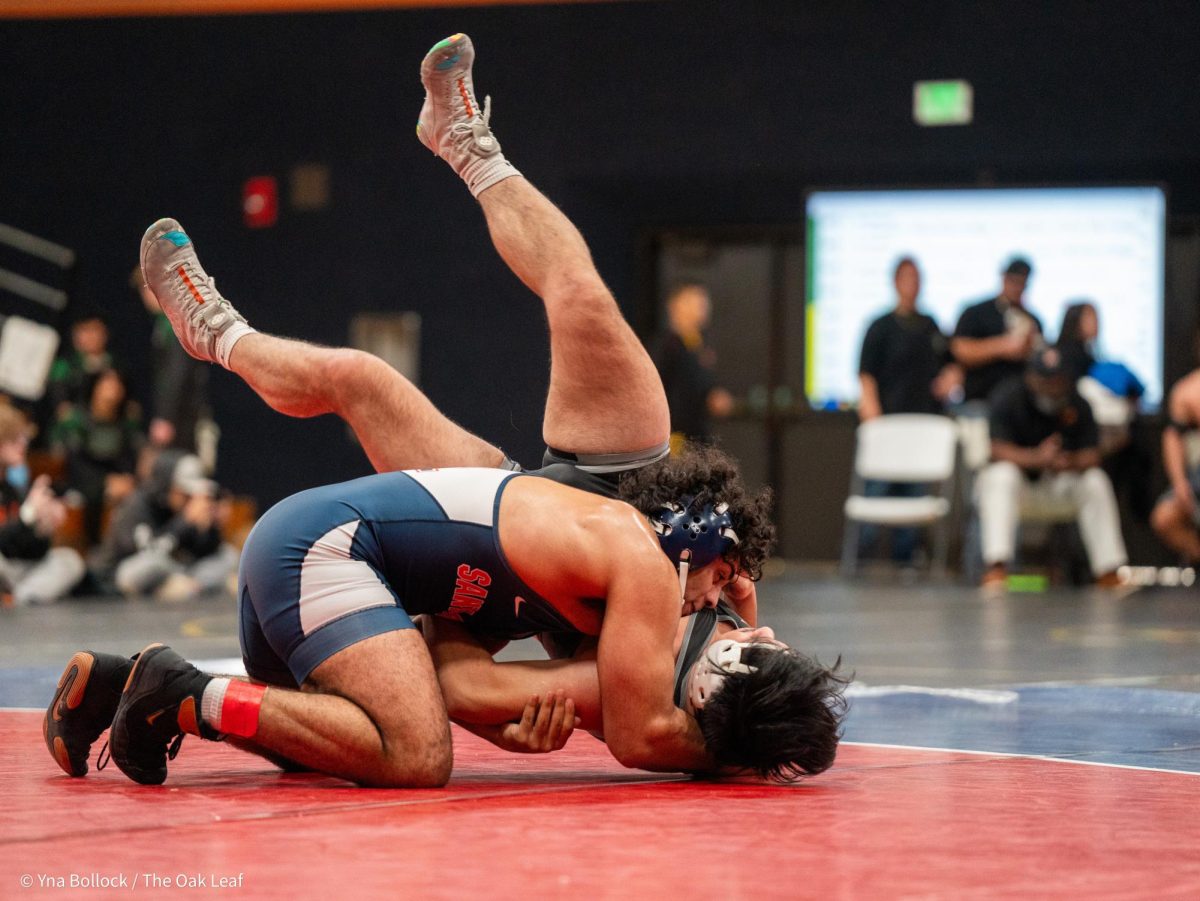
[977, 347, 1126, 591]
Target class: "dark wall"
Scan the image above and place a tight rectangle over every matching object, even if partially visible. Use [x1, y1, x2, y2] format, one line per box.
[4, 0, 1200, 526]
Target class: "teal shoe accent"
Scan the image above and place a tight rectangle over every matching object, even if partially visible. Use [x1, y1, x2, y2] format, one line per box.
[162, 230, 191, 248]
[435, 54, 460, 71]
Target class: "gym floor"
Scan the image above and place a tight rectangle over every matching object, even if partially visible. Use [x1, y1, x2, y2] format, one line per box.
[2, 570, 1198, 898]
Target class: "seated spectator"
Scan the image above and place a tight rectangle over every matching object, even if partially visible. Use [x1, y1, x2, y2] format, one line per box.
[49, 368, 143, 545]
[92, 448, 237, 601]
[975, 348, 1127, 591]
[1150, 367, 1200, 563]
[45, 312, 116, 426]
[0, 404, 85, 605]
[857, 256, 961, 563]
[951, 257, 1043, 406]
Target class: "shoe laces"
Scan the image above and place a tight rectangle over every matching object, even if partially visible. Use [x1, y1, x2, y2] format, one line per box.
[448, 95, 493, 149]
[178, 267, 237, 333]
[176, 261, 219, 304]
[96, 731, 185, 775]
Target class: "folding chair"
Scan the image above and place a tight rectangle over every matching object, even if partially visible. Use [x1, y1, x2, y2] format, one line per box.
[840, 414, 959, 578]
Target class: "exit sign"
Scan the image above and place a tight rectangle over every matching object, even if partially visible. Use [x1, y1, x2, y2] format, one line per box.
[913, 80, 973, 126]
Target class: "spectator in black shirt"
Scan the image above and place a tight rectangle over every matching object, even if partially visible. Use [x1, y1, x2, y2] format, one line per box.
[975, 347, 1126, 591]
[951, 257, 1043, 404]
[856, 257, 962, 563]
[858, 257, 961, 419]
[649, 283, 732, 452]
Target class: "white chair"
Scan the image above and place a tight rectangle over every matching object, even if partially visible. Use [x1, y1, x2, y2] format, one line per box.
[1077, 375, 1137, 455]
[840, 414, 959, 578]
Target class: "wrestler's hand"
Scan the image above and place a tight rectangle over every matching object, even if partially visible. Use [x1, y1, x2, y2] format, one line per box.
[722, 574, 758, 626]
[496, 690, 579, 754]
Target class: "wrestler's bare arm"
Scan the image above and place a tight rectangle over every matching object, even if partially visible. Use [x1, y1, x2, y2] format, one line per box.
[493, 479, 713, 771]
[423, 616, 604, 732]
[1163, 375, 1200, 497]
[596, 515, 714, 773]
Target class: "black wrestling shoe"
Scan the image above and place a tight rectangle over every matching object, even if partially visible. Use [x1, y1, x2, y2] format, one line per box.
[44, 651, 134, 777]
[109, 644, 219, 786]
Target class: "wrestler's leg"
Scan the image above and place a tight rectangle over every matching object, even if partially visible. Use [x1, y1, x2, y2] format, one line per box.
[226, 335, 504, 473]
[141, 219, 503, 473]
[225, 738, 311, 773]
[477, 178, 669, 456]
[242, 630, 453, 787]
[109, 632, 450, 787]
[416, 35, 668, 456]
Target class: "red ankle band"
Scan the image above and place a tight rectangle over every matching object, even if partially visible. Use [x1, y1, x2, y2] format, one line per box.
[221, 681, 266, 738]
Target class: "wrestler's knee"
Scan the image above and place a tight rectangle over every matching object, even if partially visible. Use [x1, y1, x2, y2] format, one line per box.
[320, 348, 389, 407]
[369, 731, 452, 788]
[1150, 497, 1183, 536]
[545, 270, 614, 319]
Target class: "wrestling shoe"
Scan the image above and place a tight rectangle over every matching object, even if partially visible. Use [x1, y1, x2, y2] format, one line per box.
[139, 219, 255, 369]
[109, 643, 219, 786]
[43, 651, 133, 777]
[417, 33, 520, 197]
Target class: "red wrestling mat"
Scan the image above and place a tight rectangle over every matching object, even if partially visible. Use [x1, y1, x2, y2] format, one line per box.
[2, 710, 1198, 899]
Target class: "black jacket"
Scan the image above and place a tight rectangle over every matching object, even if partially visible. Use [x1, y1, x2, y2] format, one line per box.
[0, 475, 50, 562]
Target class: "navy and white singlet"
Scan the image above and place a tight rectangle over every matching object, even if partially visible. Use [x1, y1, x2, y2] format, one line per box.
[238, 468, 578, 686]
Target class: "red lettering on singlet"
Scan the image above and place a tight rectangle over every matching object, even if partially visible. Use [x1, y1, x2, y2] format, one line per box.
[443, 563, 493, 621]
[456, 564, 492, 586]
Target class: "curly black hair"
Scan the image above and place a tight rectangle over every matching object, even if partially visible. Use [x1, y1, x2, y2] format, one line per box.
[616, 443, 775, 580]
[696, 648, 850, 783]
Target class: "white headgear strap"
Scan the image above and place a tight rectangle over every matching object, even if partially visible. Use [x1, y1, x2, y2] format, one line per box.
[687, 638, 758, 711]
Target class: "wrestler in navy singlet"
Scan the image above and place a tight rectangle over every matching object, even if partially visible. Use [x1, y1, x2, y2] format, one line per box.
[238, 468, 579, 686]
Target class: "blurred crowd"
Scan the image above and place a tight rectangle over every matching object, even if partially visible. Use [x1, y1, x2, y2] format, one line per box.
[3, 252, 1196, 606]
[653, 258, 1200, 591]
[0, 271, 241, 607]
[853, 255, 1198, 589]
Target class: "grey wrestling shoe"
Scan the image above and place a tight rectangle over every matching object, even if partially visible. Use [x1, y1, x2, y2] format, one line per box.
[139, 219, 255, 369]
[417, 33, 520, 197]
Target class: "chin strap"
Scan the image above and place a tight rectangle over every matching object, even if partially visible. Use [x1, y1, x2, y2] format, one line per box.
[677, 549, 691, 600]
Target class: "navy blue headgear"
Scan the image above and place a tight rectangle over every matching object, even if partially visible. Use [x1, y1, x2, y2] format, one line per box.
[652, 495, 740, 569]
